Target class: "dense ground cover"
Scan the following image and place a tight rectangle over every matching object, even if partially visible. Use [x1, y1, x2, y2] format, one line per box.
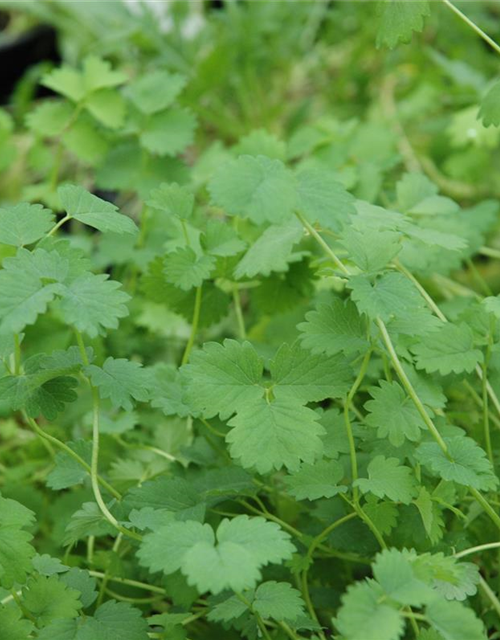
[1, 1, 500, 638]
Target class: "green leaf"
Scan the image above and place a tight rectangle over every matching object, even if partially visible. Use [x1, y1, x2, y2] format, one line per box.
[227, 398, 325, 473]
[0, 203, 54, 246]
[478, 80, 500, 128]
[127, 70, 187, 114]
[46, 441, 92, 490]
[482, 294, 500, 318]
[298, 298, 369, 356]
[26, 100, 74, 137]
[32, 554, 68, 576]
[363, 497, 399, 536]
[341, 225, 401, 273]
[376, 0, 430, 49]
[42, 66, 85, 102]
[86, 357, 150, 411]
[411, 323, 483, 376]
[58, 185, 138, 234]
[85, 89, 126, 129]
[295, 168, 355, 233]
[147, 364, 191, 418]
[234, 128, 286, 160]
[284, 460, 346, 500]
[415, 436, 498, 491]
[373, 549, 433, 606]
[140, 515, 294, 594]
[82, 56, 126, 92]
[63, 502, 115, 545]
[209, 155, 296, 224]
[139, 108, 196, 156]
[59, 273, 130, 338]
[147, 182, 194, 220]
[269, 342, 352, 402]
[348, 272, 423, 322]
[78, 600, 150, 640]
[202, 220, 246, 257]
[60, 568, 98, 609]
[164, 247, 215, 291]
[365, 380, 426, 447]
[207, 594, 248, 622]
[183, 340, 264, 420]
[354, 456, 418, 503]
[335, 581, 404, 640]
[234, 221, 303, 279]
[0, 605, 34, 640]
[22, 575, 81, 627]
[426, 599, 486, 640]
[0, 264, 62, 334]
[253, 581, 306, 622]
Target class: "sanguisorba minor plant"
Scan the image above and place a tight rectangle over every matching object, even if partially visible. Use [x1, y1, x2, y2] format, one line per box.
[3, 1, 500, 639]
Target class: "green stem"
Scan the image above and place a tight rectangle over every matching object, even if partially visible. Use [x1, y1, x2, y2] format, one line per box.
[441, 0, 500, 56]
[235, 592, 272, 640]
[295, 211, 350, 275]
[23, 413, 121, 500]
[345, 349, 372, 503]
[479, 576, 500, 618]
[181, 285, 202, 365]
[480, 246, 500, 260]
[232, 286, 246, 339]
[301, 512, 357, 637]
[455, 541, 500, 559]
[469, 488, 500, 532]
[376, 318, 449, 455]
[45, 214, 72, 238]
[13, 333, 21, 375]
[88, 571, 167, 595]
[483, 346, 494, 466]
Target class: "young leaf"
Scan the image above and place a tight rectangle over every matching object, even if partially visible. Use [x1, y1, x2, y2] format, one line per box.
[147, 182, 194, 220]
[58, 184, 138, 234]
[284, 460, 347, 500]
[478, 80, 500, 127]
[294, 167, 356, 233]
[208, 155, 296, 224]
[411, 323, 483, 376]
[139, 108, 196, 157]
[253, 581, 306, 622]
[226, 398, 325, 473]
[164, 247, 215, 291]
[183, 340, 264, 420]
[59, 273, 130, 338]
[234, 221, 303, 279]
[354, 456, 418, 503]
[127, 70, 187, 114]
[373, 549, 433, 606]
[341, 225, 401, 273]
[335, 581, 404, 640]
[22, 574, 81, 626]
[0, 606, 34, 640]
[86, 357, 150, 411]
[416, 436, 498, 491]
[365, 380, 426, 447]
[348, 272, 423, 322]
[139, 516, 295, 594]
[0, 203, 54, 246]
[298, 298, 368, 356]
[376, 0, 430, 49]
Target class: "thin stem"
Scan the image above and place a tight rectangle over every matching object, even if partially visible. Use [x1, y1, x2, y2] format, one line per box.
[469, 488, 500, 532]
[483, 340, 494, 466]
[455, 541, 500, 559]
[88, 571, 167, 595]
[441, 0, 500, 56]
[23, 413, 121, 500]
[479, 576, 500, 618]
[232, 286, 246, 339]
[89, 386, 141, 541]
[45, 214, 72, 238]
[235, 592, 272, 640]
[181, 285, 202, 365]
[295, 211, 350, 275]
[376, 318, 449, 455]
[344, 349, 372, 503]
[301, 512, 357, 637]
[13, 333, 21, 375]
[480, 246, 500, 260]
[394, 261, 447, 323]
